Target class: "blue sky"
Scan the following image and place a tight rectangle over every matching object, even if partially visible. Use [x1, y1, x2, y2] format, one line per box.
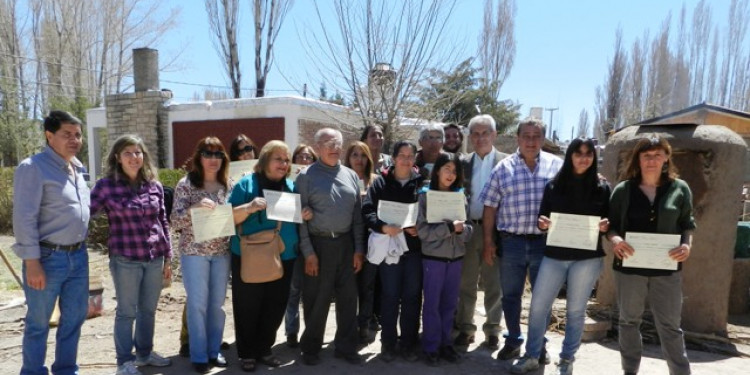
[158, 0, 730, 142]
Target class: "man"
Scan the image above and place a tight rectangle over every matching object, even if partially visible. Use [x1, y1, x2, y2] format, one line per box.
[480, 118, 562, 362]
[13, 110, 91, 375]
[295, 128, 365, 366]
[415, 123, 446, 179]
[454, 115, 507, 350]
[443, 123, 464, 154]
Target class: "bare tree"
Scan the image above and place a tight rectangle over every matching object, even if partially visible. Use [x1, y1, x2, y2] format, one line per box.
[576, 108, 590, 138]
[205, 0, 241, 98]
[688, 0, 712, 104]
[602, 28, 626, 135]
[252, 0, 292, 97]
[479, 0, 516, 99]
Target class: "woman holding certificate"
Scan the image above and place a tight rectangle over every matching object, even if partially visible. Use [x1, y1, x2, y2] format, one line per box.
[171, 137, 232, 373]
[510, 138, 611, 375]
[607, 136, 695, 375]
[362, 140, 424, 363]
[416, 153, 472, 366]
[228, 141, 312, 372]
[90, 135, 173, 375]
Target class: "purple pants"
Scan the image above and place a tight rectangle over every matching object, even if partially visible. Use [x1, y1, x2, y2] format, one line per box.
[421, 258, 463, 353]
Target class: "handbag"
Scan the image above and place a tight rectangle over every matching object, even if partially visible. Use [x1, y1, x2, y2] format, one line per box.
[238, 221, 285, 283]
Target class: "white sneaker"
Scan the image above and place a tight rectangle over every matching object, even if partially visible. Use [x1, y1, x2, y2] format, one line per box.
[115, 361, 142, 375]
[133, 351, 171, 367]
[553, 358, 574, 375]
[510, 355, 540, 374]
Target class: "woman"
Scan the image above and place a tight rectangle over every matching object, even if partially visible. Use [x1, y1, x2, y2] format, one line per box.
[229, 134, 257, 161]
[416, 153, 472, 366]
[344, 141, 377, 193]
[361, 124, 393, 174]
[510, 138, 611, 375]
[228, 140, 313, 372]
[607, 136, 695, 375]
[284, 144, 318, 348]
[171, 137, 233, 374]
[362, 141, 424, 362]
[90, 135, 172, 375]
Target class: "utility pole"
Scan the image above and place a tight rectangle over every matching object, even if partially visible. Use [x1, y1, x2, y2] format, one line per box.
[545, 107, 558, 139]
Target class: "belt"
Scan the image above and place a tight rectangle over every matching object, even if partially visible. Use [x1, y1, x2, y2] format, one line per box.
[309, 231, 348, 239]
[39, 241, 84, 251]
[500, 231, 545, 240]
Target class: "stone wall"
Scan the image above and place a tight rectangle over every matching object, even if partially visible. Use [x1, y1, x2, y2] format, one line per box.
[105, 90, 172, 167]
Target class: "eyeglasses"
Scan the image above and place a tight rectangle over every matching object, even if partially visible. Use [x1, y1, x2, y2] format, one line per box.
[121, 151, 143, 159]
[423, 135, 443, 142]
[238, 145, 255, 155]
[296, 154, 314, 161]
[200, 150, 225, 159]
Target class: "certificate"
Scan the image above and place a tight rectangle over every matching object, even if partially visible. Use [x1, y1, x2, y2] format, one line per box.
[288, 163, 308, 182]
[228, 160, 258, 181]
[190, 204, 236, 243]
[622, 232, 680, 270]
[263, 189, 302, 223]
[425, 190, 466, 223]
[378, 200, 418, 228]
[546, 212, 600, 250]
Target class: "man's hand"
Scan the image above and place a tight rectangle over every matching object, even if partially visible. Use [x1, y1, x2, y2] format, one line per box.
[305, 254, 319, 276]
[403, 227, 417, 237]
[24, 259, 46, 290]
[482, 244, 496, 266]
[353, 253, 364, 273]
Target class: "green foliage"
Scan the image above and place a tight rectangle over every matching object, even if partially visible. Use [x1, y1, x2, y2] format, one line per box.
[0, 168, 14, 234]
[158, 168, 186, 188]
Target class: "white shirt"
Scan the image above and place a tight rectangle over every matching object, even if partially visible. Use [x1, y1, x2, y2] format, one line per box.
[469, 151, 496, 220]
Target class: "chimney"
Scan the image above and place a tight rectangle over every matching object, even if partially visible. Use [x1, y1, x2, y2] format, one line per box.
[133, 48, 159, 92]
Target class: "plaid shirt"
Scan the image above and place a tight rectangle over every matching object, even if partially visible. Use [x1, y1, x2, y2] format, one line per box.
[480, 150, 562, 234]
[90, 177, 172, 261]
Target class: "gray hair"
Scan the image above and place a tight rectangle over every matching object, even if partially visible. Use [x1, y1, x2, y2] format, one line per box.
[419, 123, 445, 142]
[468, 114, 497, 133]
[516, 117, 546, 136]
[314, 127, 342, 144]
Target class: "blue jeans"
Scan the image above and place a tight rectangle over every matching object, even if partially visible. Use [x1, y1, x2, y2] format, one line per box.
[379, 252, 422, 350]
[181, 254, 230, 363]
[21, 245, 89, 375]
[109, 255, 164, 365]
[284, 256, 303, 336]
[525, 256, 603, 360]
[500, 235, 545, 347]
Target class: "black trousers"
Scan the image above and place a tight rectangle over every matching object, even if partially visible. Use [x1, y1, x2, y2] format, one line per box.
[299, 233, 359, 355]
[231, 254, 294, 359]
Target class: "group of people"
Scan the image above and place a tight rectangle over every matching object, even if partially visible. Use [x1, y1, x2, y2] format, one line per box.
[12, 110, 695, 375]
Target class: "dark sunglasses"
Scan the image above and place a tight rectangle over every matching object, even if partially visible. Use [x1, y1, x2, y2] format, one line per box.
[200, 150, 225, 159]
[238, 145, 255, 155]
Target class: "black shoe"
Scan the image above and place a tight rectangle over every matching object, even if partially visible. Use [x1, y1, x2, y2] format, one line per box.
[454, 332, 475, 346]
[484, 335, 500, 350]
[209, 353, 228, 367]
[540, 346, 551, 365]
[334, 350, 363, 365]
[402, 348, 420, 362]
[424, 352, 440, 367]
[179, 344, 190, 358]
[301, 352, 320, 366]
[439, 345, 461, 363]
[286, 334, 299, 348]
[380, 346, 397, 363]
[496, 344, 521, 360]
[221, 341, 231, 350]
[192, 362, 210, 374]
[624, 372, 637, 375]
[358, 327, 374, 345]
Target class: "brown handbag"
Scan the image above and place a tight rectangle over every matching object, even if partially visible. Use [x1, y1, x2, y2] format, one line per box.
[238, 221, 285, 283]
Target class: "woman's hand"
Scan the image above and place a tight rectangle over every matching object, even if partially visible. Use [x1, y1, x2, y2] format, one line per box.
[611, 236, 634, 260]
[301, 207, 313, 221]
[192, 197, 217, 209]
[403, 227, 417, 237]
[668, 244, 691, 262]
[245, 197, 266, 214]
[453, 220, 464, 234]
[382, 225, 402, 237]
[538, 215, 551, 231]
[163, 262, 172, 281]
[599, 218, 610, 233]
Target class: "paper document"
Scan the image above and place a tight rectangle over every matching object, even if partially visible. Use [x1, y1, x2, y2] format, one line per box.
[264, 190, 302, 223]
[190, 204, 236, 243]
[228, 160, 258, 181]
[546, 212, 601, 250]
[622, 232, 680, 270]
[289, 164, 308, 182]
[425, 190, 466, 223]
[378, 200, 418, 228]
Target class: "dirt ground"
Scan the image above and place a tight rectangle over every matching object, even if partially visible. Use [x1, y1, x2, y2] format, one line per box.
[1, 235, 749, 375]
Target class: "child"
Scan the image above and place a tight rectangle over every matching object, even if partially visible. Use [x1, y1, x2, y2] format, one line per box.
[416, 153, 472, 366]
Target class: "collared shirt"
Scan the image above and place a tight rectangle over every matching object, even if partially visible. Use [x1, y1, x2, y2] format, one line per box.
[170, 176, 232, 256]
[12, 146, 90, 259]
[470, 151, 496, 220]
[480, 149, 562, 234]
[90, 177, 172, 261]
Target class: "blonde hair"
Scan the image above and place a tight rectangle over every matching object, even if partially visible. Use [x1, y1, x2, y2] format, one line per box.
[255, 140, 291, 178]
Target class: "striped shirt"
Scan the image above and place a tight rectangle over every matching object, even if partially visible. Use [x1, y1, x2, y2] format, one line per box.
[90, 177, 172, 261]
[480, 150, 562, 234]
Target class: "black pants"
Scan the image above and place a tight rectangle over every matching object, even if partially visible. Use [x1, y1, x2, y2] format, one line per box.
[299, 233, 359, 355]
[231, 254, 294, 359]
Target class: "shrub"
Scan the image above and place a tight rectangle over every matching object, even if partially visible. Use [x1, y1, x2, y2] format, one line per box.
[0, 168, 14, 234]
[159, 168, 186, 188]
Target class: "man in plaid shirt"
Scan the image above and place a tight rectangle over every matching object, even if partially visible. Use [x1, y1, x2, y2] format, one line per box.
[479, 118, 562, 362]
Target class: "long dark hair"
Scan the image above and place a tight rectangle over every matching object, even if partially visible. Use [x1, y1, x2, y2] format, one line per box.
[187, 136, 230, 190]
[552, 138, 598, 196]
[428, 153, 463, 191]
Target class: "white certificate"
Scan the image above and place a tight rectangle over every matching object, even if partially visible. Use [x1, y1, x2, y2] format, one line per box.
[288, 163, 308, 182]
[263, 190, 302, 223]
[190, 204, 236, 243]
[228, 160, 258, 181]
[546, 212, 600, 250]
[425, 190, 466, 223]
[622, 232, 680, 270]
[378, 200, 418, 228]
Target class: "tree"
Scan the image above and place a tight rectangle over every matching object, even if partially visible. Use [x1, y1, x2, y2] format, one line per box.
[479, 0, 516, 99]
[252, 0, 291, 97]
[205, 0, 241, 98]
[596, 27, 626, 138]
[576, 108, 590, 138]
